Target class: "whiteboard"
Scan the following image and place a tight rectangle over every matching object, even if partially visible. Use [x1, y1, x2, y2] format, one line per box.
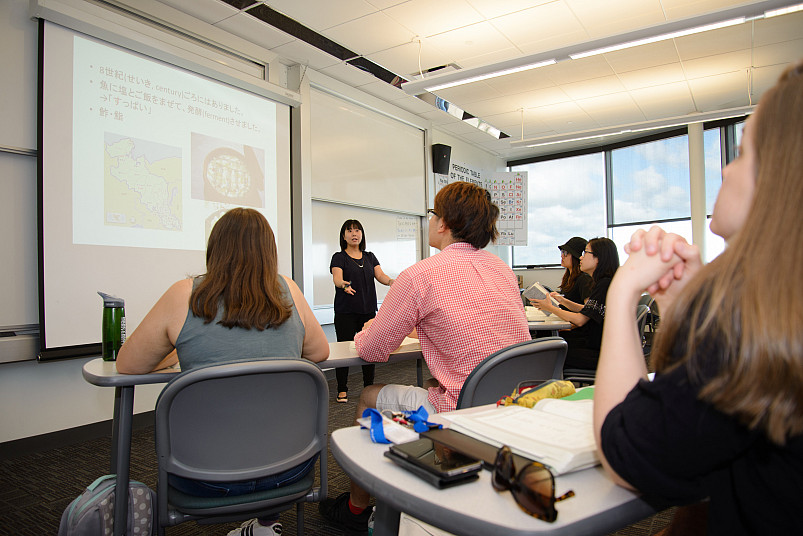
[311, 201, 421, 310]
[310, 88, 426, 214]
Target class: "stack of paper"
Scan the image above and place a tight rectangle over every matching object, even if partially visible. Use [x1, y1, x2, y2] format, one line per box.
[446, 399, 599, 475]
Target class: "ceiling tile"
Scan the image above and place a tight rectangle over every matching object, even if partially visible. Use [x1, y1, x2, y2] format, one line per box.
[431, 80, 503, 105]
[466, 0, 555, 19]
[365, 0, 409, 9]
[439, 119, 488, 135]
[355, 79, 409, 101]
[687, 70, 750, 110]
[214, 12, 295, 50]
[491, 2, 588, 55]
[681, 49, 752, 79]
[419, 109, 461, 126]
[269, 39, 341, 70]
[156, 0, 240, 25]
[424, 21, 514, 63]
[530, 101, 598, 133]
[752, 39, 803, 69]
[456, 47, 525, 70]
[366, 41, 452, 79]
[603, 40, 681, 73]
[544, 56, 615, 85]
[318, 62, 379, 86]
[674, 23, 753, 61]
[389, 94, 439, 114]
[323, 11, 416, 56]
[752, 11, 803, 47]
[659, 0, 749, 21]
[617, 62, 687, 90]
[513, 86, 572, 110]
[750, 63, 791, 98]
[629, 81, 696, 119]
[576, 92, 646, 125]
[384, 0, 484, 37]
[565, 0, 666, 39]
[265, 0, 377, 31]
[561, 75, 627, 100]
[482, 67, 556, 96]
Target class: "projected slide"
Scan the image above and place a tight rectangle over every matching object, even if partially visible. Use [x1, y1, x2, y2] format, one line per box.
[41, 22, 292, 356]
[71, 34, 276, 251]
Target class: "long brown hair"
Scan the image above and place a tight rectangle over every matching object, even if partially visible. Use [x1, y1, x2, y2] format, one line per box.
[560, 254, 583, 294]
[652, 60, 803, 444]
[191, 208, 292, 329]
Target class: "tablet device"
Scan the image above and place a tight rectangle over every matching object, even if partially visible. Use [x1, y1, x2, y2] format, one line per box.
[384, 437, 482, 488]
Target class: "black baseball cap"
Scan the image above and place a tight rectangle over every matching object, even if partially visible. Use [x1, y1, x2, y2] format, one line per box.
[558, 237, 587, 259]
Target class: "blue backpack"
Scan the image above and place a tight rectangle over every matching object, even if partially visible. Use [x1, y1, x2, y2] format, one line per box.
[58, 475, 156, 536]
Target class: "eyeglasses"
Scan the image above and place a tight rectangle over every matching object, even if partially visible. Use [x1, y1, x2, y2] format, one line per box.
[581, 249, 594, 256]
[560, 250, 570, 257]
[427, 208, 438, 217]
[492, 446, 574, 522]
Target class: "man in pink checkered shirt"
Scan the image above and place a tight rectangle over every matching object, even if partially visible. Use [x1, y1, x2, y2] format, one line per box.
[320, 181, 530, 533]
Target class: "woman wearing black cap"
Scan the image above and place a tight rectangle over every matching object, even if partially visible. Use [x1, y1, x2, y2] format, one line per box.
[531, 237, 619, 370]
[556, 236, 593, 308]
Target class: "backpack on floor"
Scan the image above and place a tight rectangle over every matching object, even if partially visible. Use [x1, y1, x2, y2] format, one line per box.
[58, 475, 156, 536]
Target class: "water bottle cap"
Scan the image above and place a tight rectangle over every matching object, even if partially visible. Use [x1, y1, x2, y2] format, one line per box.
[98, 291, 125, 308]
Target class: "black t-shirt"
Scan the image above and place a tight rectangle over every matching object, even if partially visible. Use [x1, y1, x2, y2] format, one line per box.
[566, 275, 611, 350]
[602, 360, 803, 535]
[561, 272, 593, 308]
[330, 250, 380, 315]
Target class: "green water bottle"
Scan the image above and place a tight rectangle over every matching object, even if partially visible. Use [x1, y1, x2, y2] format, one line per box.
[98, 292, 126, 361]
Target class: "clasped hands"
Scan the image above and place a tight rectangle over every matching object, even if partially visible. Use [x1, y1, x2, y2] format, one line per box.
[615, 226, 703, 312]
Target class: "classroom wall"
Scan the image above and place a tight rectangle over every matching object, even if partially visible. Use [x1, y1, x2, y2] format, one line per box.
[0, 0, 508, 443]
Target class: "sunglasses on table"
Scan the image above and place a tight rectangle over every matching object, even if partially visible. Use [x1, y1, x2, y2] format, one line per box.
[492, 446, 574, 523]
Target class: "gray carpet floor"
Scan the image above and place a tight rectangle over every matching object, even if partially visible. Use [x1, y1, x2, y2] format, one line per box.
[0, 359, 673, 535]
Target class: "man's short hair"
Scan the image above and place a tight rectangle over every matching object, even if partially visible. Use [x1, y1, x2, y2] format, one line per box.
[434, 182, 499, 249]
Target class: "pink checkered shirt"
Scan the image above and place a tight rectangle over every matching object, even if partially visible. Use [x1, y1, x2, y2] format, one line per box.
[354, 242, 530, 412]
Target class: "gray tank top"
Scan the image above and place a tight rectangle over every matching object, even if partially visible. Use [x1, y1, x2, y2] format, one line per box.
[175, 276, 305, 371]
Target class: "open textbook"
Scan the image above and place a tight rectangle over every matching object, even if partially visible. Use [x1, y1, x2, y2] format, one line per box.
[522, 282, 560, 309]
[445, 399, 599, 475]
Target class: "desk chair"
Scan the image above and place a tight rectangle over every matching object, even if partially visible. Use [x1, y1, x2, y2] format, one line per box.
[154, 359, 328, 536]
[564, 304, 650, 386]
[456, 337, 568, 409]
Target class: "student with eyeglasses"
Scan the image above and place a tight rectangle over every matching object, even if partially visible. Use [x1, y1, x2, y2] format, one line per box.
[530, 237, 619, 370]
[555, 236, 593, 308]
[594, 60, 803, 534]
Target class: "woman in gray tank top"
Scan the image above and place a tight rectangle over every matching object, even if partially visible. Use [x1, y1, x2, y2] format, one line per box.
[117, 207, 329, 536]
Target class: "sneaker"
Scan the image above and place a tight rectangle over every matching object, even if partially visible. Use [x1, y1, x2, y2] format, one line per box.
[319, 492, 371, 534]
[226, 518, 282, 536]
[337, 392, 349, 403]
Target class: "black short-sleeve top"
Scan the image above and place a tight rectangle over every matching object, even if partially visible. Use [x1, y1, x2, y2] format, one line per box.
[330, 250, 380, 315]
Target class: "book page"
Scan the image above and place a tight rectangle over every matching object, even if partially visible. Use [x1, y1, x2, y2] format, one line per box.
[447, 405, 598, 474]
[533, 398, 593, 424]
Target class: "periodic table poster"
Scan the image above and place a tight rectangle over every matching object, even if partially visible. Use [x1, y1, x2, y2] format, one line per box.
[437, 163, 528, 246]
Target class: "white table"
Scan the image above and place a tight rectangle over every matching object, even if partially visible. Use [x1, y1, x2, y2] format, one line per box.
[82, 340, 422, 536]
[330, 416, 656, 536]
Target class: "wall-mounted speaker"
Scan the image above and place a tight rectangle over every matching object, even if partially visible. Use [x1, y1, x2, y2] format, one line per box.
[431, 144, 451, 175]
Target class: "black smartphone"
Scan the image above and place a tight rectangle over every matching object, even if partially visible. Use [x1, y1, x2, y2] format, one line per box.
[385, 437, 482, 488]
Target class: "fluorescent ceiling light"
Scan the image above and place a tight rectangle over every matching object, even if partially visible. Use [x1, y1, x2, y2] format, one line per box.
[424, 59, 556, 91]
[765, 2, 803, 17]
[569, 18, 745, 60]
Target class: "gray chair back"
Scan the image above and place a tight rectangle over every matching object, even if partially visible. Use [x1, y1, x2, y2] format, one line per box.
[154, 359, 328, 534]
[456, 337, 568, 409]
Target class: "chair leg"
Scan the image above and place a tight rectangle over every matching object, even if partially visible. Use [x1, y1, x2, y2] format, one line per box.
[296, 502, 304, 535]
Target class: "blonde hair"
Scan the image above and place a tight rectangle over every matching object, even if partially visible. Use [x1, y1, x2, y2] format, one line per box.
[652, 60, 803, 444]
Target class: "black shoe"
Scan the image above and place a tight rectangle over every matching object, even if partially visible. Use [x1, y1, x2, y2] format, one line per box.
[319, 492, 371, 534]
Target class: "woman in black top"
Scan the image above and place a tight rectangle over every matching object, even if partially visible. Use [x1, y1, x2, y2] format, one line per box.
[556, 236, 593, 307]
[531, 237, 619, 369]
[594, 60, 803, 534]
[330, 219, 394, 403]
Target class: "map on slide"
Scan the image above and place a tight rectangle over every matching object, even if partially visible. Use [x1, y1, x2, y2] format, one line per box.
[104, 135, 182, 231]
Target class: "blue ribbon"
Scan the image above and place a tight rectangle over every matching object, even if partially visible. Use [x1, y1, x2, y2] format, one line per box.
[361, 407, 443, 444]
[362, 408, 391, 444]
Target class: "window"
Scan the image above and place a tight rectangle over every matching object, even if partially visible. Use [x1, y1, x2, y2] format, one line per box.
[510, 118, 746, 268]
[510, 153, 606, 267]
